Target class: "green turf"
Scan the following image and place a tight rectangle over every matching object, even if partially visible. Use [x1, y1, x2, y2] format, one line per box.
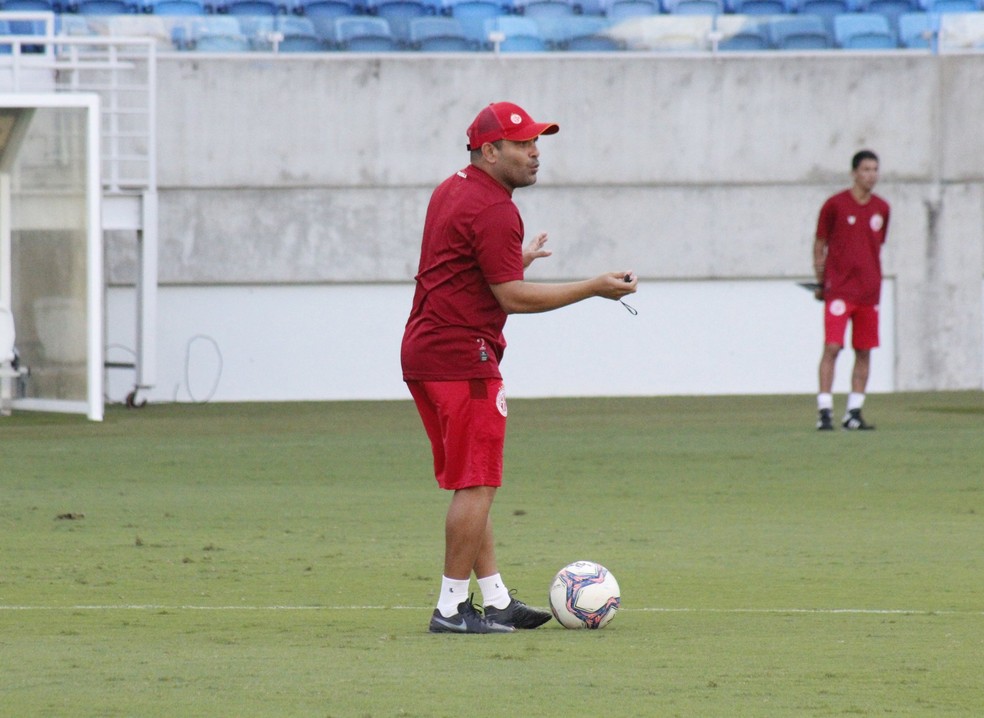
[1, 393, 982, 717]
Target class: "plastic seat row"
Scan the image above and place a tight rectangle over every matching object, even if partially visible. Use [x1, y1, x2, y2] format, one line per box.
[2, 0, 981, 16]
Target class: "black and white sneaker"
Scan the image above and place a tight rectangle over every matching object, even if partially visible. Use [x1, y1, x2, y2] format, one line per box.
[816, 408, 834, 431]
[484, 592, 552, 630]
[842, 409, 875, 431]
[428, 595, 514, 634]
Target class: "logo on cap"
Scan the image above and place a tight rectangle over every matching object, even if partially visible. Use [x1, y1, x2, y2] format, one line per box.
[510, 113, 522, 125]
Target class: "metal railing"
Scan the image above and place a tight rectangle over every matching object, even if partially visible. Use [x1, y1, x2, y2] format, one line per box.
[0, 11, 157, 195]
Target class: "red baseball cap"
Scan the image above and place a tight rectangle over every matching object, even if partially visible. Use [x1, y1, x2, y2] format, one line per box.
[466, 102, 559, 151]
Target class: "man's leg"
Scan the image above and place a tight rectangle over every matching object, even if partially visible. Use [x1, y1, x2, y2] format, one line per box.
[444, 486, 497, 580]
[816, 343, 840, 430]
[851, 348, 871, 394]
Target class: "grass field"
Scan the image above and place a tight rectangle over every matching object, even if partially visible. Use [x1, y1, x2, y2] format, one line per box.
[1, 392, 982, 717]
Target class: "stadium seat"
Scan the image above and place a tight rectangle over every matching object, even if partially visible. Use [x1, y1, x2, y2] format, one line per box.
[0, 0, 60, 10]
[145, 0, 207, 13]
[447, 0, 505, 45]
[484, 14, 547, 48]
[215, 0, 281, 14]
[728, 0, 787, 13]
[937, 9, 984, 48]
[188, 16, 252, 50]
[243, 15, 325, 48]
[716, 15, 771, 48]
[796, 0, 852, 32]
[605, 0, 660, 21]
[769, 14, 832, 47]
[663, 0, 722, 15]
[292, 0, 364, 18]
[857, 0, 919, 27]
[408, 15, 476, 48]
[833, 12, 896, 47]
[512, 0, 576, 16]
[533, 15, 620, 48]
[896, 11, 934, 46]
[572, 0, 605, 12]
[924, 0, 977, 11]
[333, 15, 398, 48]
[75, 0, 137, 13]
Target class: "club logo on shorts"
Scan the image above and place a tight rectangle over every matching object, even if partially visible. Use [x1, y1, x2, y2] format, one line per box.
[829, 299, 846, 317]
[870, 214, 885, 232]
[496, 384, 508, 417]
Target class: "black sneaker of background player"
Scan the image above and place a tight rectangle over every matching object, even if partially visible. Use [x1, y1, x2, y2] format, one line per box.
[428, 595, 514, 634]
[484, 593, 552, 629]
[817, 408, 834, 431]
[842, 409, 875, 431]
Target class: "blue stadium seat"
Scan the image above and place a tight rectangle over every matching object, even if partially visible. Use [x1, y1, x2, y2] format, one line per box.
[367, 0, 438, 18]
[292, 0, 365, 18]
[408, 15, 476, 48]
[447, 0, 505, 45]
[0, 0, 61, 10]
[796, 0, 852, 32]
[221, 0, 282, 14]
[717, 16, 771, 48]
[75, 0, 137, 13]
[572, 0, 605, 12]
[512, 0, 576, 16]
[769, 14, 833, 47]
[188, 16, 252, 49]
[485, 14, 547, 49]
[244, 15, 325, 48]
[605, 0, 660, 20]
[857, 0, 919, 26]
[728, 0, 788, 13]
[897, 10, 934, 46]
[923, 0, 977, 11]
[333, 15, 398, 48]
[533, 14, 619, 48]
[663, 0, 722, 14]
[145, 0, 207, 13]
[833, 12, 896, 46]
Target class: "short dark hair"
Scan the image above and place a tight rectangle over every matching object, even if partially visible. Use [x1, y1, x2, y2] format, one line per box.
[852, 150, 879, 170]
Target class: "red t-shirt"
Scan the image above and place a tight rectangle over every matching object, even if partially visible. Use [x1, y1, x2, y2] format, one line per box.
[816, 189, 890, 306]
[401, 165, 525, 381]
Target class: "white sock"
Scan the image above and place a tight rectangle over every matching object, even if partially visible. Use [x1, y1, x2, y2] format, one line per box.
[847, 392, 865, 412]
[817, 393, 833, 411]
[436, 576, 470, 618]
[477, 573, 511, 610]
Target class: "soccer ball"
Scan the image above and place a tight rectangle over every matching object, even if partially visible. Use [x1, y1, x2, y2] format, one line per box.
[548, 560, 620, 629]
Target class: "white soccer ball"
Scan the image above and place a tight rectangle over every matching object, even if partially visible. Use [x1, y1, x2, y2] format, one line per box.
[548, 560, 621, 630]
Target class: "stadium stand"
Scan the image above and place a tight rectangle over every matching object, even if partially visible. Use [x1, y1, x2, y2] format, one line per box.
[833, 11, 897, 46]
[533, 14, 620, 48]
[0, 0, 61, 9]
[187, 15, 251, 49]
[291, 0, 366, 19]
[218, 0, 282, 15]
[75, 0, 136, 14]
[937, 8, 984, 46]
[242, 15, 324, 48]
[925, 0, 979, 11]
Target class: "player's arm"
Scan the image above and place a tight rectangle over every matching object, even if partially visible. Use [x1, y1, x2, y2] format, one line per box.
[490, 272, 637, 315]
[812, 236, 827, 300]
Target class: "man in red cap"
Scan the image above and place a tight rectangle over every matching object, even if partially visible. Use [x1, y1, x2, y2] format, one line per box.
[401, 102, 638, 634]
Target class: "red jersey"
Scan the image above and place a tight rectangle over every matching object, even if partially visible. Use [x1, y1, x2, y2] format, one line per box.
[401, 165, 525, 381]
[816, 189, 890, 306]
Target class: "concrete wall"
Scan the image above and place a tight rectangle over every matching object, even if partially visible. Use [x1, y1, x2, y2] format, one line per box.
[107, 52, 984, 399]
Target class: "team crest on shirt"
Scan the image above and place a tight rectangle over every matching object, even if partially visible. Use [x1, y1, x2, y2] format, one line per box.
[870, 214, 884, 231]
[496, 384, 508, 417]
[829, 299, 847, 317]
[847, 216, 856, 225]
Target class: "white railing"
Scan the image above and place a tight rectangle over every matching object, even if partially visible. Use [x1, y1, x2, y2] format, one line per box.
[0, 12, 157, 195]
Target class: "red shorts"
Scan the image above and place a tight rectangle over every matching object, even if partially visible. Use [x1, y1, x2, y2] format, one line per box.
[406, 378, 508, 491]
[824, 299, 879, 350]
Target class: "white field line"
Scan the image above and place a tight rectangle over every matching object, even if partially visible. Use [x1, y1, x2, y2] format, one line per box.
[0, 605, 981, 615]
